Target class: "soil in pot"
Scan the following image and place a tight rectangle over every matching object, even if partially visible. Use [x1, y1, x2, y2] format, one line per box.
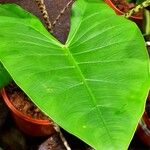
[6, 82, 49, 120]
[2, 82, 55, 137]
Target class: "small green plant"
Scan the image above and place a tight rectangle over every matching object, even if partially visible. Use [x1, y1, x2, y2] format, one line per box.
[0, 0, 149, 149]
[0, 64, 11, 88]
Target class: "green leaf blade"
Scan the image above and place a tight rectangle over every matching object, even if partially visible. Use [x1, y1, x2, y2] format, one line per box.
[0, 1, 149, 149]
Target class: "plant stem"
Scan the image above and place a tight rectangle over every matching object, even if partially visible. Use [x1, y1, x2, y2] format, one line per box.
[52, 0, 73, 28]
[53, 123, 71, 150]
[144, 9, 150, 36]
[124, 0, 150, 18]
[35, 0, 52, 32]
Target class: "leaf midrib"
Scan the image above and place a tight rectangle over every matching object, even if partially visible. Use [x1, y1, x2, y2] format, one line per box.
[63, 45, 114, 147]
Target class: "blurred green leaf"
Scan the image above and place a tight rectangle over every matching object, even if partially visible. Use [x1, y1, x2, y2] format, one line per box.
[0, 63, 11, 88]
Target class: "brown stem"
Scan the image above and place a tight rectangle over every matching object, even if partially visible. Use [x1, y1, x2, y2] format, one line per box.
[124, 0, 150, 18]
[52, 123, 71, 150]
[52, 0, 73, 28]
[35, 0, 52, 32]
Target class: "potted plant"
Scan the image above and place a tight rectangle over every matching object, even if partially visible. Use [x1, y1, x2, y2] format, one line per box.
[0, 0, 149, 149]
[1, 83, 55, 137]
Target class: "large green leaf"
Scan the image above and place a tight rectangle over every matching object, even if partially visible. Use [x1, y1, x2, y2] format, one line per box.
[0, 1, 149, 149]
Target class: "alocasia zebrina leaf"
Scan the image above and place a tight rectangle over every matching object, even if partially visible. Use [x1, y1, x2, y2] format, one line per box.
[0, 0, 149, 149]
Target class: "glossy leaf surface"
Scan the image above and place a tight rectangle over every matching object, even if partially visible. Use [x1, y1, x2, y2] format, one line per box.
[0, 1, 149, 149]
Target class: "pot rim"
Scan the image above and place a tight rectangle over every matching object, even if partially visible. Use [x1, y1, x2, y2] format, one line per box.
[1, 88, 52, 125]
[105, 0, 143, 20]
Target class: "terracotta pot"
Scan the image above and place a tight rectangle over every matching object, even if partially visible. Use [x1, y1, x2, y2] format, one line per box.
[104, 0, 143, 27]
[1, 88, 55, 137]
